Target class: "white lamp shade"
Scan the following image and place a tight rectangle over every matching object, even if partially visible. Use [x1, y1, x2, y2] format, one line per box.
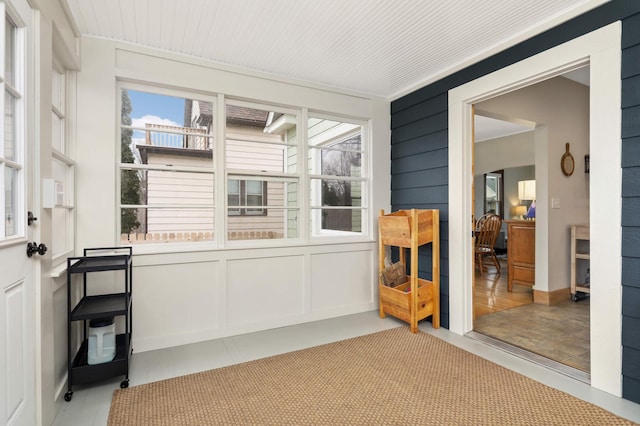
[518, 180, 536, 201]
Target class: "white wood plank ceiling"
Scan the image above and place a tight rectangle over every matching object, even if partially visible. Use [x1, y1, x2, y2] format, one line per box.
[62, 0, 607, 99]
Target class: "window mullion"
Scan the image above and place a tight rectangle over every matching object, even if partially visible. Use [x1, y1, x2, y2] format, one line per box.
[215, 94, 226, 246]
[299, 108, 310, 241]
[241, 181, 246, 215]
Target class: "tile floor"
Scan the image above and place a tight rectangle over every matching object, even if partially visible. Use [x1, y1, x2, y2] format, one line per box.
[473, 257, 592, 377]
[474, 298, 590, 372]
[53, 310, 640, 425]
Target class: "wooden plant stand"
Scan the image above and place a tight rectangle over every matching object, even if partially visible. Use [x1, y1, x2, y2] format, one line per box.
[378, 209, 440, 333]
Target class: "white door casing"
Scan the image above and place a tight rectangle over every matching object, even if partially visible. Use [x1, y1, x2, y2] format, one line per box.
[448, 23, 622, 396]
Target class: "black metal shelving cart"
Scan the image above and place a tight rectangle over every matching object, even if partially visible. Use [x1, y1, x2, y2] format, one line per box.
[64, 246, 132, 402]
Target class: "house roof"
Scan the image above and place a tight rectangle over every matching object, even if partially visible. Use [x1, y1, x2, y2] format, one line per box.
[63, 0, 605, 99]
[226, 105, 270, 128]
[184, 102, 273, 129]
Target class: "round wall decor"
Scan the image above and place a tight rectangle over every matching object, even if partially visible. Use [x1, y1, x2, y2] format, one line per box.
[561, 143, 575, 176]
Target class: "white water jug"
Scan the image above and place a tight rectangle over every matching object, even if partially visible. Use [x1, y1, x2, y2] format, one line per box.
[88, 317, 116, 365]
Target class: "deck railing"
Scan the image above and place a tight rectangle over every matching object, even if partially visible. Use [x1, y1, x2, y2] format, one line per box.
[120, 231, 282, 244]
[145, 123, 210, 150]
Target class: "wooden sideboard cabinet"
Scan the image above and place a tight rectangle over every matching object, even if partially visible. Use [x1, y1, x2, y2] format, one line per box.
[505, 220, 535, 291]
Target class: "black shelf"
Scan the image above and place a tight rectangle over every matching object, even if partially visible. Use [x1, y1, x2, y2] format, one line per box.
[68, 255, 131, 273]
[70, 293, 131, 321]
[70, 334, 130, 385]
[65, 246, 133, 401]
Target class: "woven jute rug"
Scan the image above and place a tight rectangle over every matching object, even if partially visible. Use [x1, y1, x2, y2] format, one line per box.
[108, 327, 635, 425]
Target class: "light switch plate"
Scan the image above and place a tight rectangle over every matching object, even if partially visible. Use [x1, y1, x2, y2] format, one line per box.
[551, 198, 560, 209]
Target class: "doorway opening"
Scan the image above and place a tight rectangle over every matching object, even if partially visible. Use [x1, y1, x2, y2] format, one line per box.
[448, 22, 622, 396]
[470, 79, 590, 378]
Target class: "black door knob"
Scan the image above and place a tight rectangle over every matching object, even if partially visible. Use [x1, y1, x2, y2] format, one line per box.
[26, 242, 48, 257]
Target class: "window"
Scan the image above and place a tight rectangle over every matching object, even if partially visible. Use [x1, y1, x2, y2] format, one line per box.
[51, 63, 75, 260]
[1, 17, 24, 240]
[484, 171, 503, 217]
[225, 101, 299, 241]
[308, 115, 366, 235]
[119, 86, 216, 244]
[117, 86, 370, 247]
[228, 179, 267, 216]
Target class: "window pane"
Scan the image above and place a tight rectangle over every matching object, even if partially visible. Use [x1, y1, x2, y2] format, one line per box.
[120, 207, 215, 244]
[226, 104, 296, 173]
[320, 146, 361, 178]
[5, 19, 14, 86]
[227, 180, 298, 240]
[52, 111, 63, 152]
[4, 166, 16, 236]
[52, 68, 63, 112]
[121, 169, 214, 206]
[120, 169, 214, 237]
[245, 180, 264, 214]
[228, 179, 240, 214]
[311, 178, 363, 233]
[308, 119, 362, 176]
[121, 89, 214, 164]
[308, 118, 361, 148]
[132, 134, 214, 169]
[313, 178, 363, 207]
[52, 158, 70, 205]
[287, 210, 298, 239]
[51, 158, 73, 256]
[318, 208, 362, 233]
[52, 207, 71, 256]
[4, 91, 15, 161]
[228, 179, 240, 194]
[246, 180, 263, 195]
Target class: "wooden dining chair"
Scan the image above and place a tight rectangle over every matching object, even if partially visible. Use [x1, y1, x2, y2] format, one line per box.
[475, 214, 502, 275]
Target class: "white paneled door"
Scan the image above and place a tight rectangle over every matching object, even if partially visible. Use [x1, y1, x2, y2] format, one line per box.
[1, 243, 35, 426]
[1, 2, 36, 425]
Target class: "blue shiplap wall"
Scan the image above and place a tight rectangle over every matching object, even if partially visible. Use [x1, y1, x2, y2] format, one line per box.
[391, 0, 640, 403]
[622, 8, 640, 406]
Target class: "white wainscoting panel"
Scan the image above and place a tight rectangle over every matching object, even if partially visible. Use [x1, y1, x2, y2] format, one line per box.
[125, 244, 377, 353]
[310, 250, 374, 312]
[5, 280, 25, 423]
[133, 261, 220, 352]
[227, 256, 304, 327]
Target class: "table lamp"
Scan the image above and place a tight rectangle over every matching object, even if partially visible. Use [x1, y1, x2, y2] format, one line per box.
[518, 180, 536, 219]
[512, 205, 527, 220]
